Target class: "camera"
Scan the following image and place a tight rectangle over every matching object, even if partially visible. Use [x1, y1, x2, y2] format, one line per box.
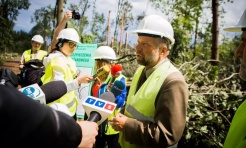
[72, 10, 80, 20]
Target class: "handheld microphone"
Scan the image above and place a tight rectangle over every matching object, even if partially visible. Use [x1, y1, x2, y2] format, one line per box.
[93, 65, 110, 79]
[110, 80, 126, 108]
[110, 80, 125, 97]
[82, 92, 116, 125]
[19, 83, 46, 104]
[110, 64, 123, 84]
[40, 81, 67, 103]
[19, 80, 68, 104]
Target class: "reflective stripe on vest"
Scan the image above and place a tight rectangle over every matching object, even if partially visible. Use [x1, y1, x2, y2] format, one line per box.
[126, 104, 155, 123]
[119, 60, 179, 148]
[23, 49, 47, 62]
[42, 55, 78, 115]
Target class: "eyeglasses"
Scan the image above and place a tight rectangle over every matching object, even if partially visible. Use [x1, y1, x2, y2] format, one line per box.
[68, 42, 77, 48]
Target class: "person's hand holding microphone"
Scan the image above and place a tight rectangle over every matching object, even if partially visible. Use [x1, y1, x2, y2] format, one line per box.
[77, 121, 98, 148]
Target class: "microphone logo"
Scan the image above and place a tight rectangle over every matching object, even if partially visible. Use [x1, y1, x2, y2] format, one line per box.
[20, 84, 46, 104]
[85, 97, 116, 111]
[22, 87, 41, 99]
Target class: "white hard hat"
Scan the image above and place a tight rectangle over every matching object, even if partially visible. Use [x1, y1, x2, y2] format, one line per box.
[132, 15, 175, 45]
[57, 28, 80, 43]
[224, 9, 246, 32]
[93, 46, 117, 60]
[50, 103, 73, 117]
[31, 35, 44, 44]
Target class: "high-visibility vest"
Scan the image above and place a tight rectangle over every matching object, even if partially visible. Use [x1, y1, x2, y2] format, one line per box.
[223, 100, 246, 148]
[42, 55, 78, 115]
[104, 74, 127, 135]
[23, 49, 47, 63]
[119, 61, 179, 148]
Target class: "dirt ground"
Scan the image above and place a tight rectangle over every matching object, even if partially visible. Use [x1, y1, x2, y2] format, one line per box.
[0, 58, 21, 75]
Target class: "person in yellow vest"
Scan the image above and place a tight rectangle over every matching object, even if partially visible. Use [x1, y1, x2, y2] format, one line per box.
[91, 46, 118, 98]
[41, 28, 94, 120]
[109, 14, 189, 148]
[18, 35, 47, 87]
[91, 46, 127, 148]
[19, 35, 47, 69]
[223, 9, 246, 148]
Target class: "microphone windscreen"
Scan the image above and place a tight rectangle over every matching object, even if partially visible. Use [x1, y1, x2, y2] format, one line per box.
[110, 80, 125, 97]
[111, 64, 122, 77]
[40, 81, 67, 103]
[99, 92, 116, 103]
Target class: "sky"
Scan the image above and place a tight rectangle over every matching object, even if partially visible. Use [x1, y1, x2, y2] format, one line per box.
[14, 0, 246, 45]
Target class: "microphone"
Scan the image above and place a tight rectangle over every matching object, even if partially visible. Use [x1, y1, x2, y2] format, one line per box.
[40, 81, 67, 103]
[82, 92, 116, 125]
[110, 64, 123, 84]
[93, 65, 110, 79]
[19, 83, 46, 104]
[110, 80, 126, 108]
[110, 80, 125, 97]
[19, 81, 67, 104]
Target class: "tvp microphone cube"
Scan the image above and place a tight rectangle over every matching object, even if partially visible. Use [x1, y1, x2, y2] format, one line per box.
[82, 96, 116, 125]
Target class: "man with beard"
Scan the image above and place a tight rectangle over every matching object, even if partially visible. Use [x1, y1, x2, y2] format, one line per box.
[109, 15, 189, 148]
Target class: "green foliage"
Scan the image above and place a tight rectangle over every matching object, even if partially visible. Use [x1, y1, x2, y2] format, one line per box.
[81, 34, 95, 43]
[12, 30, 32, 54]
[176, 56, 244, 148]
[0, 0, 30, 52]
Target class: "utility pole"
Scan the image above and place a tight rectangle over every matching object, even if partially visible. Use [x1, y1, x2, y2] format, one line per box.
[119, 12, 124, 56]
[107, 11, 111, 46]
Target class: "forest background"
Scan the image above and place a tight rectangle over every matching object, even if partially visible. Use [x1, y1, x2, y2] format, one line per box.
[1, 0, 246, 147]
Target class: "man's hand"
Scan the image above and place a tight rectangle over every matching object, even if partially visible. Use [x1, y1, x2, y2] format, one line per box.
[77, 121, 98, 148]
[109, 113, 128, 131]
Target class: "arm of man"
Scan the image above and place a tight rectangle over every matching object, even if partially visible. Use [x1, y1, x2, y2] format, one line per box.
[0, 85, 97, 148]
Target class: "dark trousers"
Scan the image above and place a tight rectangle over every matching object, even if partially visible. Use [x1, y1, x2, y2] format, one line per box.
[95, 133, 121, 148]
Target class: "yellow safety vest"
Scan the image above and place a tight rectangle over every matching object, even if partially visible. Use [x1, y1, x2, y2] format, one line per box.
[23, 49, 47, 63]
[42, 55, 78, 115]
[119, 61, 179, 148]
[223, 100, 246, 148]
[105, 74, 127, 135]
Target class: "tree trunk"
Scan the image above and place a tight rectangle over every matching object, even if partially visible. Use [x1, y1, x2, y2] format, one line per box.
[211, 0, 219, 65]
[57, 0, 64, 26]
[119, 12, 124, 56]
[107, 11, 111, 46]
